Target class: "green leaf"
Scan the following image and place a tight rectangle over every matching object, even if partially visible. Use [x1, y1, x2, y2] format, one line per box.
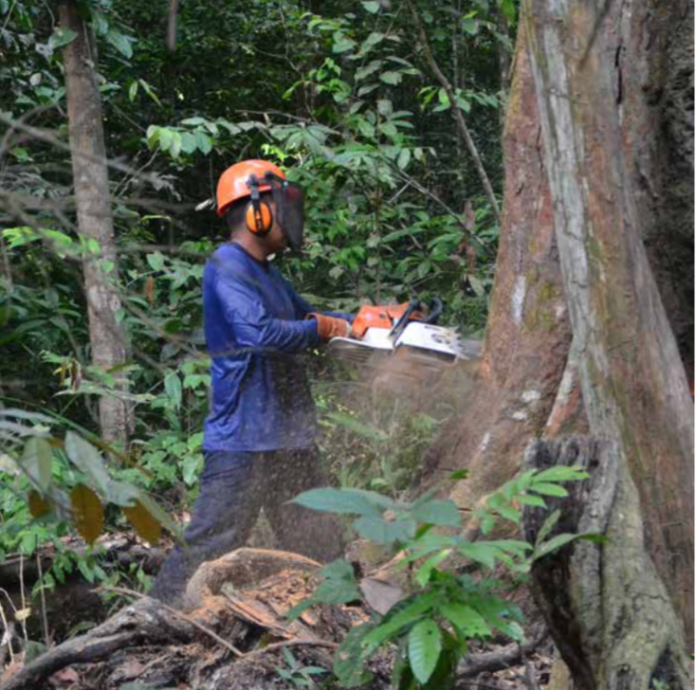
[531, 482, 569, 497]
[353, 516, 416, 545]
[409, 500, 461, 528]
[380, 71, 403, 86]
[356, 60, 382, 82]
[415, 549, 452, 587]
[534, 509, 561, 545]
[500, 0, 516, 23]
[146, 125, 159, 148]
[362, 1, 380, 13]
[146, 252, 165, 271]
[50, 28, 78, 49]
[292, 487, 385, 517]
[164, 372, 182, 410]
[462, 18, 479, 35]
[380, 122, 398, 139]
[377, 99, 393, 116]
[397, 148, 411, 170]
[64, 432, 111, 495]
[515, 494, 547, 509]
[362, 591, 440, 652]
[20, 438, 52, 491]
[439, 603, 490, 638]
[169, 131, 182, 159]
[195, 130, 213, 155]
[534, 466, 589, 482]
[333, 36, 356, 54]
[180, 132, 198, 154]
[157, 128, 173, 152]
[106, 30, 133, 58]
[457, 543, 499, 570]
[357, 119, 375, 138]
[333, 623, 376, 687]
[128, 81, 138, 102]
[533, 532, 591, 561]
[496, 504, 521, 523]
[408, 620, 441, 684]
[469, 594, 524, 641]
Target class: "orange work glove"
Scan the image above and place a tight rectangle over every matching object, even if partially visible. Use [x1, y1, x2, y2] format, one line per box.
[307, 313, 351, 341]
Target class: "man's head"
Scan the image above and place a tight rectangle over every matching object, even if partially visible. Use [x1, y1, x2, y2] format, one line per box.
[216, 160, 305, 257]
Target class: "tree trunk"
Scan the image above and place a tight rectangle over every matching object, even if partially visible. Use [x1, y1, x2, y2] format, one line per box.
[59, 0, 129, 450]
[523, 0, 694, 643]
[522, 436, 691, 690]
[432, 22, 576, 514]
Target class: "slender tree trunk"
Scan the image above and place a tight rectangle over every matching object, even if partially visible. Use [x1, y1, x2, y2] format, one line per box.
[59, 0, 129, 450]
[523, 0, 694, 643]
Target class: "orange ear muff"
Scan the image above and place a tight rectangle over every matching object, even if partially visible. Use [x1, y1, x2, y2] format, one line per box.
[245, 201, 273, 235]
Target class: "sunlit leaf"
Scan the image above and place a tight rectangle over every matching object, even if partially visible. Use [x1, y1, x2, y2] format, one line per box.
[122, 500, 162, 545]
[71, 484, 104, 545]
[28, 490, 52, 518]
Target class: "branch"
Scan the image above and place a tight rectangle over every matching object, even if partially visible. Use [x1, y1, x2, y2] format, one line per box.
[405, 0, 501, 223]
[458, 626, 546, 677]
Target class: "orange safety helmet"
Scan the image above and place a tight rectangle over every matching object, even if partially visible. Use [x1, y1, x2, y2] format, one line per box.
[216, 159, 286, 218]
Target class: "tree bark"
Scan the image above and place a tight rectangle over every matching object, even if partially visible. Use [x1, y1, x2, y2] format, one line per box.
[523, 0, 694, 642]
[432, 23, 575, 513]
[59, 0, 129, 450]
[522, 437, 691, 690]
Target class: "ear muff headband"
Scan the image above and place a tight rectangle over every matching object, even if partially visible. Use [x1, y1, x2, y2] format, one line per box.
[245, 174, 273, 235]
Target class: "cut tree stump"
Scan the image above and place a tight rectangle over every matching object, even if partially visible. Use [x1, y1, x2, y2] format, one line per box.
[522, 436, 692, 690]
[0, 548, 370, 690]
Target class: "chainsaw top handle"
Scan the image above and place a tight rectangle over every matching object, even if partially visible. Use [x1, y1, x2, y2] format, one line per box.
[389, 297, 443, 339]
[425, 297, 443, 324]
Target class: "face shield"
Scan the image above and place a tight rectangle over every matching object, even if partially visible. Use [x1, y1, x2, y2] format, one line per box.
[263, 173, 305, 252]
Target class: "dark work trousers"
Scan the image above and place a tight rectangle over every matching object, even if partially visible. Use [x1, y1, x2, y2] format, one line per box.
[149, 448, 344, 606]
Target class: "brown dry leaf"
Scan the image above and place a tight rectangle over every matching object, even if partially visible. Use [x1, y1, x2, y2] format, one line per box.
[145, 276, 156, 305]
[466, 242, 478, 271]
[71, 484, 104, 545]
[122, 500, 162, 546]
[464, 200, 476, 230]
[28, 490, 52, 518]
[359, 577, 404, 615]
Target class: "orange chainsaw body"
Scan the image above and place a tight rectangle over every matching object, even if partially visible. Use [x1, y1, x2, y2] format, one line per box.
[352, 304, 421, 339]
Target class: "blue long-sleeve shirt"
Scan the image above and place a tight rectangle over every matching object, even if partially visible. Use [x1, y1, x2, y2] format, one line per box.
[202, 242, 346, 452]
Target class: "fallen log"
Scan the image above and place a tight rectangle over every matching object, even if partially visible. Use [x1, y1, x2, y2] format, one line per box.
[522, 436, 692, 690]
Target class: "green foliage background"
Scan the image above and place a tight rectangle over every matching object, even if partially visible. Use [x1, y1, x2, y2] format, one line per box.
[0, 0, 513, 585]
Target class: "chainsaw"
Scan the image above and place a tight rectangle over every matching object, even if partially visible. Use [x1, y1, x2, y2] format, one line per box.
[328, 299, 479, 368]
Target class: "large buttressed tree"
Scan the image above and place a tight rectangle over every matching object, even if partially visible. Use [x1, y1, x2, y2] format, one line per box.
[433, 0, 694, 650]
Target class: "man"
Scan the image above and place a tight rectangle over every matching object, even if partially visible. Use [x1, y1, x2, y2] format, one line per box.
[150, 160, 351, 606]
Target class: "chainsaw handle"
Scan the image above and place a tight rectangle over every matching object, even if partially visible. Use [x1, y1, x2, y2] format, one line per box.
[389, 299, 420, 339]
[425, 297, 443, 324]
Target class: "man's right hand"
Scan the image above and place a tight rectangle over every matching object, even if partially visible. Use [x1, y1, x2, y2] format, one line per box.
[307, 313, 351, 341]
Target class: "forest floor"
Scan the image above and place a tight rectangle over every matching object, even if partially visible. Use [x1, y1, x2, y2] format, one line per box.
[0, 534, 558, 690]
